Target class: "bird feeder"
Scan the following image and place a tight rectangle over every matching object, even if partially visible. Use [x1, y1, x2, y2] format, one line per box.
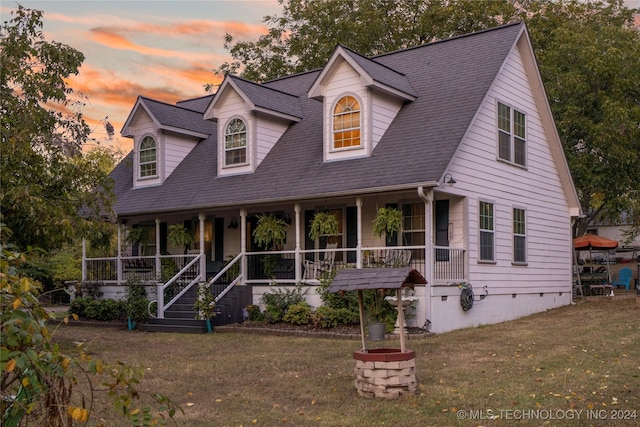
[328, 267, 427, 399]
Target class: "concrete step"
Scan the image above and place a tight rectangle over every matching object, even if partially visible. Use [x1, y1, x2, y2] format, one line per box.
[138, 318, 212, 334]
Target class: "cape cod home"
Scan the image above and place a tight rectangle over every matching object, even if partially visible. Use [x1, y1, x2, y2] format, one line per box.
[84, 22, 581, 333]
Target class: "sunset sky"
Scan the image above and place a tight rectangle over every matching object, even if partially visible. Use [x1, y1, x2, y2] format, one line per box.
[2, 0, 282, 152]
[3, 1, 639, 154]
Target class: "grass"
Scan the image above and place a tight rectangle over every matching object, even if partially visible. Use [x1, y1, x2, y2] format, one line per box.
[50, 298, 640, 426]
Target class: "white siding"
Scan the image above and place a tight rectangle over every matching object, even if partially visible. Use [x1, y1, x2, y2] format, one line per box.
[324, 60, 369, 161]
[371, 92, 404, 149]
[442, 43, 573, 302]
[217, 89, 253, 176]
[164, 134, 198, 178]
[132, 110, 162, 189]
[256, 116, 289, 165]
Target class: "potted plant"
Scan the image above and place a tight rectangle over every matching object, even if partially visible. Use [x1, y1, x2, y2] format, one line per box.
[308, 211, 339, 241]
[124, 280, 150, 330]
[193, 282, 217, 332]
[125, 226, 149, 255]
[252, 213, 288, 277]
[167, 223, 193, 254]
[372, 206, 402, 243]
[365, 289, 392, 341]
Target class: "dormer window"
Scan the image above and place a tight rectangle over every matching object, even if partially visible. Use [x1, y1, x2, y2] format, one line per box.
[139, 136, 157, 177]
[333, 96, 361, 149]
[224, 118, 247, 166]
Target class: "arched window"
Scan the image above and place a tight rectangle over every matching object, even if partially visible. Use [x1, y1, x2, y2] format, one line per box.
[333, 96, 361, 149]
[224, 118, 247, 165]
[139, 136, 157, 177]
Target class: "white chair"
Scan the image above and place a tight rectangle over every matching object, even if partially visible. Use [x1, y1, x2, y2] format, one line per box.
[304, 243, 338, 279]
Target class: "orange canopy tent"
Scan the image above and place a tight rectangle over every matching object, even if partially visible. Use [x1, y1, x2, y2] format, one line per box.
[573, 234, 619, 296]
[573, 234, 619, 251]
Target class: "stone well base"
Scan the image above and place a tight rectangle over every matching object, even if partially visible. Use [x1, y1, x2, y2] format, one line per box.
[353, 348, 417, 399]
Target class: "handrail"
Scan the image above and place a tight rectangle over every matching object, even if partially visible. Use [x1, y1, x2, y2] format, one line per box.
[208, 253, 243, 303]
[157, 255, 202, 319]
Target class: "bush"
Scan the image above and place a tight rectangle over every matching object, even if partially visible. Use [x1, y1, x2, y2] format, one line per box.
[245, 304, 264, 322]
[312, 306, 360, 329]
[69, 297, 91, 318]
[283, 302, 312, 325]
[68, 298, 125, 321]
[261, 285, 308, 324]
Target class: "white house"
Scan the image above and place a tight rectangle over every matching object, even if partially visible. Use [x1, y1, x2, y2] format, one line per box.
[85, 22, 581, 333]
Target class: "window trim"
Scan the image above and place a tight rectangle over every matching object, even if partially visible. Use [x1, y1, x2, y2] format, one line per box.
[223, 117, 248, 167]
[497, 101, 527, 167]
[332, 94, 362, 151]
[138, 135, 158, 179]
[478, 200, 495, 263]
[512, 207, 527, 265]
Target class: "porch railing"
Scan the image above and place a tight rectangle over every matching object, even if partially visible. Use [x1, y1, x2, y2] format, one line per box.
[156, 255, 202, 319]
[83, 245, 466, 290]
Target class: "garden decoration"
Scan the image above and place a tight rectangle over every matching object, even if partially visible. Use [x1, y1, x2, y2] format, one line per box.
[328, 268, 427, 399]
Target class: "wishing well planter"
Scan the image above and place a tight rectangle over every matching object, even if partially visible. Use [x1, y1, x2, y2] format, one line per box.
[328, 267, 427, 399]
[353, 348, 417, 399]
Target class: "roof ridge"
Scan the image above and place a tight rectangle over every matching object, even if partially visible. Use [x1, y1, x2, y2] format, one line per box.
[372, 21, 523, 60]
[337, 44, 409, 78]
[139, 95, 206, 114]
[230, 75, 300, 98]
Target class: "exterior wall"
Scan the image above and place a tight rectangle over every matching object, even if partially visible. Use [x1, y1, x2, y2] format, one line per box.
[217, 89, 253, 176]
[323, 60, 370, 161]
[132, 110, 162, 188]
[370, 91, 404, 150]
[431, 42, 573, 331]
[255, 116, 289, 166]
[164, 134, 198, 178]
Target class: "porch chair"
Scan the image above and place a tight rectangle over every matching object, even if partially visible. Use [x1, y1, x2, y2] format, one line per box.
[610, 267, 632, 290]
[304, 243, 338, 280]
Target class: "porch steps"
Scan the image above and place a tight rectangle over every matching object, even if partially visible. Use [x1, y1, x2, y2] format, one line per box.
[138, 283, 252, 333]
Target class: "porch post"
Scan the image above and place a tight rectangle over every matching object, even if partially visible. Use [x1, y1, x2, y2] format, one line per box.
[356, 197, 363, 268]
[199, 212, 206, 281]
[418, 186, 434, 328]
[294, 203, 301, 282]
[117, 222, 123, 284]
[240, 208, 247, 281]
[81, 238, 87, 282]
[155, 217, 161, 277]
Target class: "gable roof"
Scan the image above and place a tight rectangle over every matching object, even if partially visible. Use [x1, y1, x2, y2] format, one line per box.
[308, 45, 417, 100]
[204, 75, 303, 122]
[113, 23, 536, 216]
[121, 96, 214, 138]
[176, 95, 215, 113]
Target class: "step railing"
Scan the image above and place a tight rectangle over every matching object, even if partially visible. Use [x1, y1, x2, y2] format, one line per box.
[156, 255, 202, 319]
[208, 253, 243, 303]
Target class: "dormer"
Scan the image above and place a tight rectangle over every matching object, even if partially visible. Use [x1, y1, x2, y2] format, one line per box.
[308, 45, 417, 162]
[204, 76, 302, 177]
[122, 97, 212, 188]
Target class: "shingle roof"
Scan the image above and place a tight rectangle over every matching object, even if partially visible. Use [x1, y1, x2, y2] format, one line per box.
[140, 97, 214, 136]
[327, 268, 427, 293]
[176, 95, 215, 113]
[112, 23, 524, 216]
[229, 76, 304, 119]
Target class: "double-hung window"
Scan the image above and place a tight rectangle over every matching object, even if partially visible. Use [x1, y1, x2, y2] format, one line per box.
[513, 208, 526, 264]
[139, 136, 157, 177]
[224, 118, 247, 166]
[479, 201, 495, 262]
[498, 102, 526, 166]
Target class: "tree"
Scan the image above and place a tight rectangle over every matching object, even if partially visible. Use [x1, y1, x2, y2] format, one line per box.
[1, 6, 115, 252]
[219, 0, 640, 235]
[0, 235, 181, 426]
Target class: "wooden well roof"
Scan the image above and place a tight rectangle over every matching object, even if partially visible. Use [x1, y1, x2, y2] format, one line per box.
[327, 268, 427, 293]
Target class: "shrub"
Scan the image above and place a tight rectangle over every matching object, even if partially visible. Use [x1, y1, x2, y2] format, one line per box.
[245, 304, 264, 322]
[261, 285, 308, 324]
[69, 297, 91, 318]
[283, 302, 313, 325]
[312, 306, 359, 329]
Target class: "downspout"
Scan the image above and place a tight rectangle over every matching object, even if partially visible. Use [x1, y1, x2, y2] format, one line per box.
[155, 217, 161, 275]
[418, 186, 434, 330]
[295, 203, 301, 283]
[82, 238, 87, 282]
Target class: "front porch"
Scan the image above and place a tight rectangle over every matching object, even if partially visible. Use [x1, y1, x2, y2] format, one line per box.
[83, 245, 466, 321]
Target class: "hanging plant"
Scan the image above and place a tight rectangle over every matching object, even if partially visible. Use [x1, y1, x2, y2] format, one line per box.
[125, 226, 149, 254]
[167, 223, 193, 253]
[308, 212, 339, 241]
[252, 213, 288, 250]
[372, 207, 403, 239]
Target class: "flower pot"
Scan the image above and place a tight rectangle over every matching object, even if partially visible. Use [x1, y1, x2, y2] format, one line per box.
[127, 317, 137, 331]
[368, 322, 386, 341]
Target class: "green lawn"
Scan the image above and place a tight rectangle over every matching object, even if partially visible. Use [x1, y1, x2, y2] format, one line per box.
[51, 298, 640, 426]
